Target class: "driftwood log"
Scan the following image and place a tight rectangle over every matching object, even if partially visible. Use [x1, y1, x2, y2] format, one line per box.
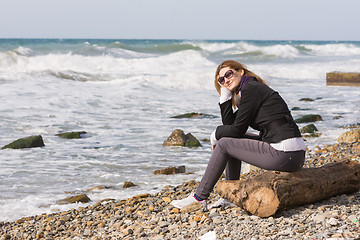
[326, 72, 360, 86]
[216, 159, 360, 217]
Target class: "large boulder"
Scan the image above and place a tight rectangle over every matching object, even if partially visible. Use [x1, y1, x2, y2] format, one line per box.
[163, 129, 201, 147]
[338, 129, 360, 144]
[2, 135, 45, 149]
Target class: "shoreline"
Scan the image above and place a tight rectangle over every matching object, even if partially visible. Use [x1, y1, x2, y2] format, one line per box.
[1, 141, 359, 239]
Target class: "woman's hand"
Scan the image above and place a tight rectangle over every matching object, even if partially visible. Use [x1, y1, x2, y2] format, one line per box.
[219, 87, 232, 104]
[210, 130, 217, 150]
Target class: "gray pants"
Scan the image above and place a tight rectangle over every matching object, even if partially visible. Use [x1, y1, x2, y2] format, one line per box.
[195, 136, 305, 199]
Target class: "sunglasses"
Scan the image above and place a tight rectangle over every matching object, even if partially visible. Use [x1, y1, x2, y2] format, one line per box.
[218, 70, 234, 85]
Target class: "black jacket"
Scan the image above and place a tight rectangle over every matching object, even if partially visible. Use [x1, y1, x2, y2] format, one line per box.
[215, 77, 301, 143]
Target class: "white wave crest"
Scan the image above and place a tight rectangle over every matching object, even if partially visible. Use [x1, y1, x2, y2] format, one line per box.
[13, 46, 33, 56]
[106, 47, 156, 58]
[188, 41, 237, 52]
[184, 41, 301, 59]
[261, 44, 300, 58]
[224, 42, 301, 59]
[303, 43, 360, 56]
[0, 51, 19, 68]
[0, 47, 32, 70]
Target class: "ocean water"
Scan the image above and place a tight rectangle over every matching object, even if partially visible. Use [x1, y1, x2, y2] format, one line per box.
[0, 39, 359, 222]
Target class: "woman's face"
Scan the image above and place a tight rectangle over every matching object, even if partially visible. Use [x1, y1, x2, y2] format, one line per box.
[218, 67, 244, 91]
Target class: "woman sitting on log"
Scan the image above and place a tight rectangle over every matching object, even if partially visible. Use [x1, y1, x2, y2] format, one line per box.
[171, 60, 306, 210]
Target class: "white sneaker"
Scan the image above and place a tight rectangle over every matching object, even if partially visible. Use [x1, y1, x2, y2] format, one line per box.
[171, 192, 208, 211]
[208, 198, 235, 209]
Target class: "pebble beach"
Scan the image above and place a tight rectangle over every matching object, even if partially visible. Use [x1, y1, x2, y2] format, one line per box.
[1, 140, 359, 240]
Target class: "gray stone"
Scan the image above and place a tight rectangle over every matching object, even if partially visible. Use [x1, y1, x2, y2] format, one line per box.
[249, 215, 260, 221]
[83, 229, 91, 235]
[313, 213, 326, 222]
[328, 217, 339, 226]
[189, 221, 197, 228]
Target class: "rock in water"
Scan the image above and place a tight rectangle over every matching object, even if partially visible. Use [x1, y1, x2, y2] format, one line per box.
[170, 112, 217, 119]
[153, 166, 186, 175]
[299, 98, 314, 102]
[123, 181, 137, 188]
[56, 131, 87, 139]
[301, 124, 322, 138]
[2, 135, 45, 149]
[185, 133, 201, 147]
[295, 114, 322, 123]
[58, 194, 91, 204]
[163, 129, 201, 147]
[163, 129, 186, 146]
[300, 124, 318, 134]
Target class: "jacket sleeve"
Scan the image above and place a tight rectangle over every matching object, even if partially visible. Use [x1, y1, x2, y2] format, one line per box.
[215, 84, 260, 140]
[218, 99, 236, 125]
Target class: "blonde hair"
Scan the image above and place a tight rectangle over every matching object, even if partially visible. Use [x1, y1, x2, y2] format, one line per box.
[214, 60, 266, 106]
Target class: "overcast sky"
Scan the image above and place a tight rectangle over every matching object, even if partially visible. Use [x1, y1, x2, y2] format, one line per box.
[1, 0, 359, 41]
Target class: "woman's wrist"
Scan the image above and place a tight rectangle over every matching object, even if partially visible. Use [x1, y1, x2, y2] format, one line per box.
[210, 129, 218, 146]
[219, 87, 232, 104]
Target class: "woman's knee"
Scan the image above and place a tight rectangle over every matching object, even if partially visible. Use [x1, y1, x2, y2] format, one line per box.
[216, 138, 229, 150]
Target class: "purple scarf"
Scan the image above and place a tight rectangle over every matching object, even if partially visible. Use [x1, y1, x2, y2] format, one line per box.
[236, 75, 251, 94]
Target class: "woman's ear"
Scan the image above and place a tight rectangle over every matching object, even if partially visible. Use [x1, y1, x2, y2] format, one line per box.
[240, 69, 245, 76]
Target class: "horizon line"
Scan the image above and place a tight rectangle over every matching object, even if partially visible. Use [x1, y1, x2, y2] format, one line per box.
[0, 37, 359, 42]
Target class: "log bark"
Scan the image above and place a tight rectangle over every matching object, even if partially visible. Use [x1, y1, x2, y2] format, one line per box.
[216, 159, 360, 217]
[326, 72, 360, 86]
